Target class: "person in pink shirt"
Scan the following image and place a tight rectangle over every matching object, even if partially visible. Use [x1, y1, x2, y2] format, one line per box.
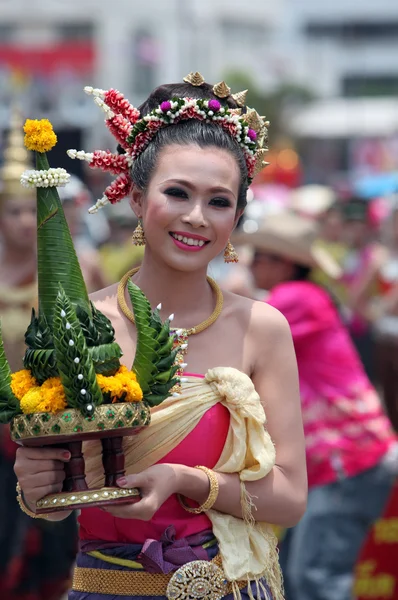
[237, 211, 397, 600]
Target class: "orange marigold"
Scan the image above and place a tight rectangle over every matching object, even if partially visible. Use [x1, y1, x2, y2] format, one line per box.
[11, 369, 38, 401]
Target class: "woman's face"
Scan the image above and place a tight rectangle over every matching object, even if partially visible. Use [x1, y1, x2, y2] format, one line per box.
[0, 195, 36, 251]
[250, 252, 294, 291]
[131, 144, 241, 272]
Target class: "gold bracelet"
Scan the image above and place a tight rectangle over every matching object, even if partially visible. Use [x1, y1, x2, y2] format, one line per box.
[16, 482, 50, 519]
[178, 465, 219, 514]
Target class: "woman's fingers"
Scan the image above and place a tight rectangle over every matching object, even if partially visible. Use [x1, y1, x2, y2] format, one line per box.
[21, 469, 66, 490]
[19, 447, 71, 461]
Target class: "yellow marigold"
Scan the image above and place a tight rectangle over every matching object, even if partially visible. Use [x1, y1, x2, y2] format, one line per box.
[97, 366, 143, 403]
[23, 119, 57, 153]
[20, 388, 44, 414]
[11, 369, 38, 401]
[40, 377, 67, 413]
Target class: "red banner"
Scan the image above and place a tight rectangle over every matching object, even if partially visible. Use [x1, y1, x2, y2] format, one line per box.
[354, 482, 398, 599]
[0, 42, 94, 75]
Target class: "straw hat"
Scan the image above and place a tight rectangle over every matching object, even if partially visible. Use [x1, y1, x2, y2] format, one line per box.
[289, 185, 336, 218]
[233, 211, 342, 279]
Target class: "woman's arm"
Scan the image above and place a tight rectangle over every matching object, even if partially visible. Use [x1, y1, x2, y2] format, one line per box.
[175, 303, 307, 526]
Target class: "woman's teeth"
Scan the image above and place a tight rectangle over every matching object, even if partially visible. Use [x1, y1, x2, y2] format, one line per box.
[171, 233, 205, 247]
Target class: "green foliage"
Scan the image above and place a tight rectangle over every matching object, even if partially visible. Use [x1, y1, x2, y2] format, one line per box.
[36, 152, 91, 330]
[52, 286, 103, 416]
[24, 348, 58, 384]
[0, 324, 20, 423]
[128, 281, 179, 406]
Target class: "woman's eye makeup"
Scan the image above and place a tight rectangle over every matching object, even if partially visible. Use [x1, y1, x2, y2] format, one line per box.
[210, 197, 231, 208]
[164, 188, 231, 207]
[164, 187, 188, 198]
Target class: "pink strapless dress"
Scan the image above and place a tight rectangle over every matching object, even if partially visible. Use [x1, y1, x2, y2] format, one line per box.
[79, 375, 230, 544]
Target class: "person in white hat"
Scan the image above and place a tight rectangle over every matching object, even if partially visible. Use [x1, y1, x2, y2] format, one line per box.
[235, 211, 397, 600]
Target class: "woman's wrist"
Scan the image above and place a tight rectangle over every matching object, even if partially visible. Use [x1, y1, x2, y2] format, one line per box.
[170, 464, 211, 505]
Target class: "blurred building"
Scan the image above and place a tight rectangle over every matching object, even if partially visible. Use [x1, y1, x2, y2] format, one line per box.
[281, 0, 398, 98]
[2, 0, 398, 182]
[0, 0, 281, 131]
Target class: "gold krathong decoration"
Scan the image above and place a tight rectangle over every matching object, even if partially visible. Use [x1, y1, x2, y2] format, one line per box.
[36, 486, 139, 511]
[231, 90, 248, 107]
[183, 72, 205, 87]
[131, 220, 146, 246]
[212, 81, 231, 98]
[10, 402, 151, 443]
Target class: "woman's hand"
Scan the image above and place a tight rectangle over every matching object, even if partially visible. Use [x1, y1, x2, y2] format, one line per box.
[101, 464, 192, 521]
[14, 446, 71, 508]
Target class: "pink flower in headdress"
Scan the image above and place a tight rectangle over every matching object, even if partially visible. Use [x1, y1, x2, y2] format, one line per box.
[160, 101, 172, 112]
[246, 156, 256, 179]
[90, 150, 131, 175]
[106, 115, 133, 150]
[132, 131, 153, 157]
[104, 89, 140, 123]
[220, 121, 238, 137]
[247, 129, 257, 141]
[146, 119, 164, 132]
[104, 173, 133, 204]
[208, 99, 221, 112]
[182, 106, 202, 120]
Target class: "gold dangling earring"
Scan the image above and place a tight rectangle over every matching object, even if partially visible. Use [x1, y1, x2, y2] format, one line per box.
[131, 220, 146, 246]
[224, 240, 239, 263]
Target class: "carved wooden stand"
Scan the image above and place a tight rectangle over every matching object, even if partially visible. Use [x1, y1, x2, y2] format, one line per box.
[34, 435, 141, 515]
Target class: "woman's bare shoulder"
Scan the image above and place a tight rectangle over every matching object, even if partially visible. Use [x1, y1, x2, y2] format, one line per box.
[89, 283, 120, 319]
[224, 290, 290, 338]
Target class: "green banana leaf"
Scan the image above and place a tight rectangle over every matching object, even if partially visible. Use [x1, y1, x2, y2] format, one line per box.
[36, 153, 91, 329]
[52, 285, 103, 415]
[128, 281, 180, 405]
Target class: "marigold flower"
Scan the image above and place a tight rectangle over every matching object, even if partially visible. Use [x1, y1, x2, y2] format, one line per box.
[23, 119, 57, 153]
[40, 377, 68, 413]
[20, 388, 44, 414]
[11, 369, 38, 401]
[97, 365, 142, 403]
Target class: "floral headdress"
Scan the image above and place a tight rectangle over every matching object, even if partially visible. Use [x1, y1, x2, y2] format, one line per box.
[67, 72, 270, 214]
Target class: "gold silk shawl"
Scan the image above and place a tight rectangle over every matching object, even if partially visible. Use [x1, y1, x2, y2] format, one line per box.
[84, 367, 283, 600]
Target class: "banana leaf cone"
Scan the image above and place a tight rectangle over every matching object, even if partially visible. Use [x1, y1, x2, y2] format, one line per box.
[35, 152, 91, 325]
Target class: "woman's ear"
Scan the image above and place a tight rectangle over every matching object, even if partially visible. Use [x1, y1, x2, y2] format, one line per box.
[233, 209, 244, 229]
[129, 186, 144, 218]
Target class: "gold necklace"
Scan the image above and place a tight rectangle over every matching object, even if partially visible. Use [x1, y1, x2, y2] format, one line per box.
[117, 267, 223, 385]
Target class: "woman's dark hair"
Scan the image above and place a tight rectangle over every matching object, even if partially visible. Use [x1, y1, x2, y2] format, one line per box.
[292, 263, 312, 281]
[119, 82, 249, 211]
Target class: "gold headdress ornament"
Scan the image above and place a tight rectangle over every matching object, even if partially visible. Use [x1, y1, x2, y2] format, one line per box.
[212, 81, 231, 98]
[183, 72, 205, 87]
[68, 73, 270, 213]
[0, 109, 33, 197]
[231, 90, 248, 107]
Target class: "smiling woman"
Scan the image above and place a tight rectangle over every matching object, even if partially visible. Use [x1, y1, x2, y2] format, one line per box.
[14, 74, 307, 600]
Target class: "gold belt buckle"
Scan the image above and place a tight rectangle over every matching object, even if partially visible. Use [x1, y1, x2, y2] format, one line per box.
[166, 560, 228, 600]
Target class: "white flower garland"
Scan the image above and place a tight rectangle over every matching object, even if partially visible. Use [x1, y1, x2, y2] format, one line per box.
[21, 168, 71, 189]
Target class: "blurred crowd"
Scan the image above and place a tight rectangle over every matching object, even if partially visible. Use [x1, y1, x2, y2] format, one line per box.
[1, 111, 398, 599]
